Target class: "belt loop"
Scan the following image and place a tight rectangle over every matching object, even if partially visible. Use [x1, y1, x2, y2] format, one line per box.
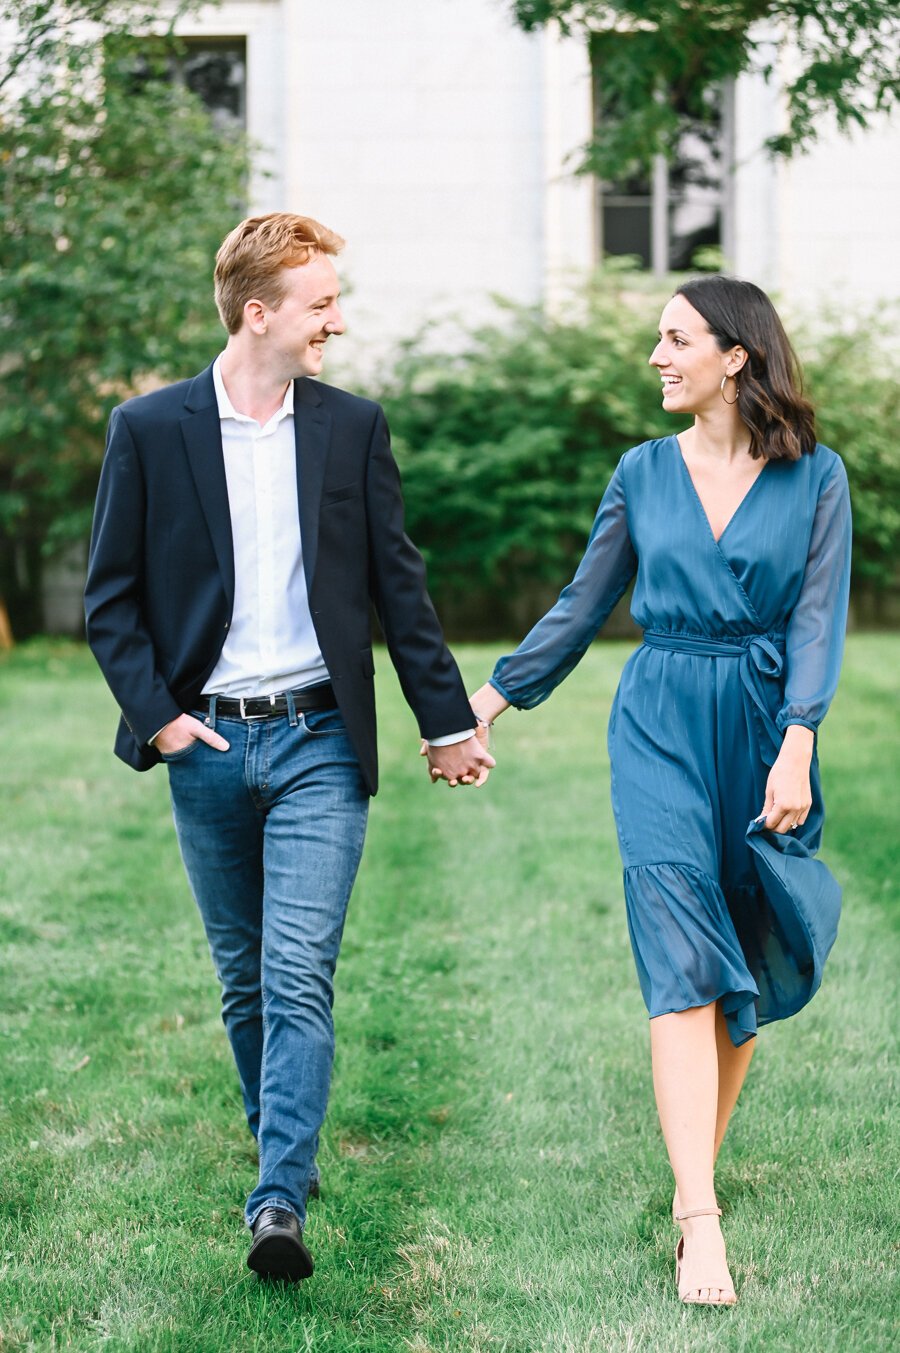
[205, 694, 218, 731]
[285, 687, 299, 728]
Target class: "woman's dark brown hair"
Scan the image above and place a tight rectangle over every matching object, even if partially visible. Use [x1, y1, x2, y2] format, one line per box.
[676, 276, 816, 461]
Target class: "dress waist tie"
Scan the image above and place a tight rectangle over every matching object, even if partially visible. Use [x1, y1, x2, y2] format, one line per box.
[642, 630, 786, 765]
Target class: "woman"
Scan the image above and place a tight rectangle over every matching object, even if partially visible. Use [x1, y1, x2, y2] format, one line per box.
[460, 276, 852, 1305]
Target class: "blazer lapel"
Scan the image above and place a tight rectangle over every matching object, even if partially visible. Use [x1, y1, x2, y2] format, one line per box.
[180, 366, 235, 606]
[293, 378, 332, 589]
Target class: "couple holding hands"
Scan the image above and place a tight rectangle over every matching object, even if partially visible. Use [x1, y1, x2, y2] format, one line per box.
[85, 213, 850, 1305]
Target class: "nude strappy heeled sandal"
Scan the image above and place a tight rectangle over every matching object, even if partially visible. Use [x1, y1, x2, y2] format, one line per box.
[674, 1206, 738, 1306]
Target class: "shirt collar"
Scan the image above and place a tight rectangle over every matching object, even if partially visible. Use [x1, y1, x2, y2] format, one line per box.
[212, 354, 295, 425]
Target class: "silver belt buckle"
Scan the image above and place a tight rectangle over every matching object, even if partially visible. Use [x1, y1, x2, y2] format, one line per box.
[239, 692, 280, 719]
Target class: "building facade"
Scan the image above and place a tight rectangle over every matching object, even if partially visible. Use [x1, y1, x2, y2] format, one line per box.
[29, 0, 899, 632]
[170, 0, 899, 368]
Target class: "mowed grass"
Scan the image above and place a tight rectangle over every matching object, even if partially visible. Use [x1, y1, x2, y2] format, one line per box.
[0, 636, 897, 1352]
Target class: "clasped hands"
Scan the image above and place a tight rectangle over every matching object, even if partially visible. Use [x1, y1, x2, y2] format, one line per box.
[420, 722, 494, 788]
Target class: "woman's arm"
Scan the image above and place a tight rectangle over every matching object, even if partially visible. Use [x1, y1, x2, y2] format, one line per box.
[488, 459, 637, 711]
[470, 683, 510, 726]
[777, 454, 852, 736]
[763, 454, 852, 833]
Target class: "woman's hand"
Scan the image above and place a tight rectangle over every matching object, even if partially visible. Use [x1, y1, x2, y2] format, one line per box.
[418, 682, 511, 787]
[760, 725, 814, 833]
[473, 719, 491, 753]
[469, 682, 510, 726]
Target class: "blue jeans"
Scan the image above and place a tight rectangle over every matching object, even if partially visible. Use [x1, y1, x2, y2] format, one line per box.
[163, 705, 369, 1229]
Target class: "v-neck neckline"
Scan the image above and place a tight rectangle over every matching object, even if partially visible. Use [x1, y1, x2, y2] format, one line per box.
[673, 434, 767, 547]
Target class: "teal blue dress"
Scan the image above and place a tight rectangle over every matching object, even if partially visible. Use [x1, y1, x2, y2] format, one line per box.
[491, 437, 852, 1045]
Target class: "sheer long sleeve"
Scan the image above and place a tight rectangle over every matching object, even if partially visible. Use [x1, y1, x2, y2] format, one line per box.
[777, 454, 852, 734]
[491, 461, 637, 709]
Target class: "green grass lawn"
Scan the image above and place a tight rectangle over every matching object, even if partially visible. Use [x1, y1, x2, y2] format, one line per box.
[0, 637, 897, 1352]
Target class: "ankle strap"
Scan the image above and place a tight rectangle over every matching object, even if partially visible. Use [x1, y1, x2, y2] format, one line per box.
[675, 1207, 722, 1221]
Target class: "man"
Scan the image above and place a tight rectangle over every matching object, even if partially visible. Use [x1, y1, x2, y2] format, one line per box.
[84, 213, 493, 1281]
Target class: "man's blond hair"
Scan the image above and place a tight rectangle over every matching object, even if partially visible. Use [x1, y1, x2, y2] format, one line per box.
[214, 213, 345, 334]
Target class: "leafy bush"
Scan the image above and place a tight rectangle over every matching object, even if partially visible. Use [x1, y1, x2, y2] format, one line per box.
[0, 4, 248, 637]
[801, 311, 900, 595]
[373, 268, 899, 635]
[375, 267, 668, 633]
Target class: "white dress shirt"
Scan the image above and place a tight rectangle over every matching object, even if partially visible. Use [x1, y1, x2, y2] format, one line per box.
[198, 357, 472, 744]
[203, 356, 329, 698]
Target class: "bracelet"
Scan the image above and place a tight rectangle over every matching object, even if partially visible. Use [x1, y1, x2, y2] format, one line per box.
[472, 713, 493, 729]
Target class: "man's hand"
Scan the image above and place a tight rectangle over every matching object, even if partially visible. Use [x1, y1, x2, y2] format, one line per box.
[154, 712, 230, 756]
[422, 734, 495, 788]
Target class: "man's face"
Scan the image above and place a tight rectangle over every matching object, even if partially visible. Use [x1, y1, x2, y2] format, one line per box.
[263, 254, 345, 378]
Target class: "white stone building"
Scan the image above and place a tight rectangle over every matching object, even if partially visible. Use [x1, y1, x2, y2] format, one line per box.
[169, 0, 899, 371]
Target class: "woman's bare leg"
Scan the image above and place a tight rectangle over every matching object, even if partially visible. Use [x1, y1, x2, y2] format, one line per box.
[650, 1004, 737, 1302]
[713, 1003, 756, 1153]
[672, 1003, 755, 1218]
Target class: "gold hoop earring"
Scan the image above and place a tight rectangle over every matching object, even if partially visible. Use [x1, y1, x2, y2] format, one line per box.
[720, 374, 740, 405]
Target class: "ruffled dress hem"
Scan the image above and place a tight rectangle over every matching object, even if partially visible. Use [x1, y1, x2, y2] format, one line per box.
[623, 861, 760, 1048]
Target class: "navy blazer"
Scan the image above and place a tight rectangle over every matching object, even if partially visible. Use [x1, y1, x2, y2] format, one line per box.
[84, 363, 473, 794]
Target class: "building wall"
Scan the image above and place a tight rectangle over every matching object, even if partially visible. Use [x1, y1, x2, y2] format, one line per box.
[283, 0, 546, 368]
[179, 1, 899, 354]
[731, 35, 900, 314]
[178, 0, 593, 370]
[775, 111, 900, 313]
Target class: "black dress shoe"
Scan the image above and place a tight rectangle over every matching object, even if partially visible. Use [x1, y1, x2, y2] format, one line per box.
[247, 1206, 314, 1282]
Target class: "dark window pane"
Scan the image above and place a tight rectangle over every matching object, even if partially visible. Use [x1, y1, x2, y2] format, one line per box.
[178, 39, 246, 131]
[667, 105, 722, 270]
[602, 199, 652, 267]
[109, 37, 246, 132]
[592, 36, 725, 270]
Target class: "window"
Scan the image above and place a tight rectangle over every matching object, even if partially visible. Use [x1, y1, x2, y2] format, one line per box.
[122, 35, 247, 132]
[592, 38, 732, 274]
[173, 38, 246, 132]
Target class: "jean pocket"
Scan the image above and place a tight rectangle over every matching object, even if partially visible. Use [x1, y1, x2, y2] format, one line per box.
[302, 709, 347, 737]
[159, 738, 203, 762]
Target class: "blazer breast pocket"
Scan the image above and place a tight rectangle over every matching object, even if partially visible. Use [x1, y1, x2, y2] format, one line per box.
[323, 483, 361, 506]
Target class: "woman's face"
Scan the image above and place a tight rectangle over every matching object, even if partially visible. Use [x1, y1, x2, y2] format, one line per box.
[649, 294, 744, 416]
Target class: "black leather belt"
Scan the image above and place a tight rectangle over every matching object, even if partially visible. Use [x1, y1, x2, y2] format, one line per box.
[196, 683, 338, 720]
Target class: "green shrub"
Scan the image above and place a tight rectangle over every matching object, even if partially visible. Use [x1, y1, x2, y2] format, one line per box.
[376, 267, 669, 633]
[374, 269, 899, 635]
[801, 310, 900, 596]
